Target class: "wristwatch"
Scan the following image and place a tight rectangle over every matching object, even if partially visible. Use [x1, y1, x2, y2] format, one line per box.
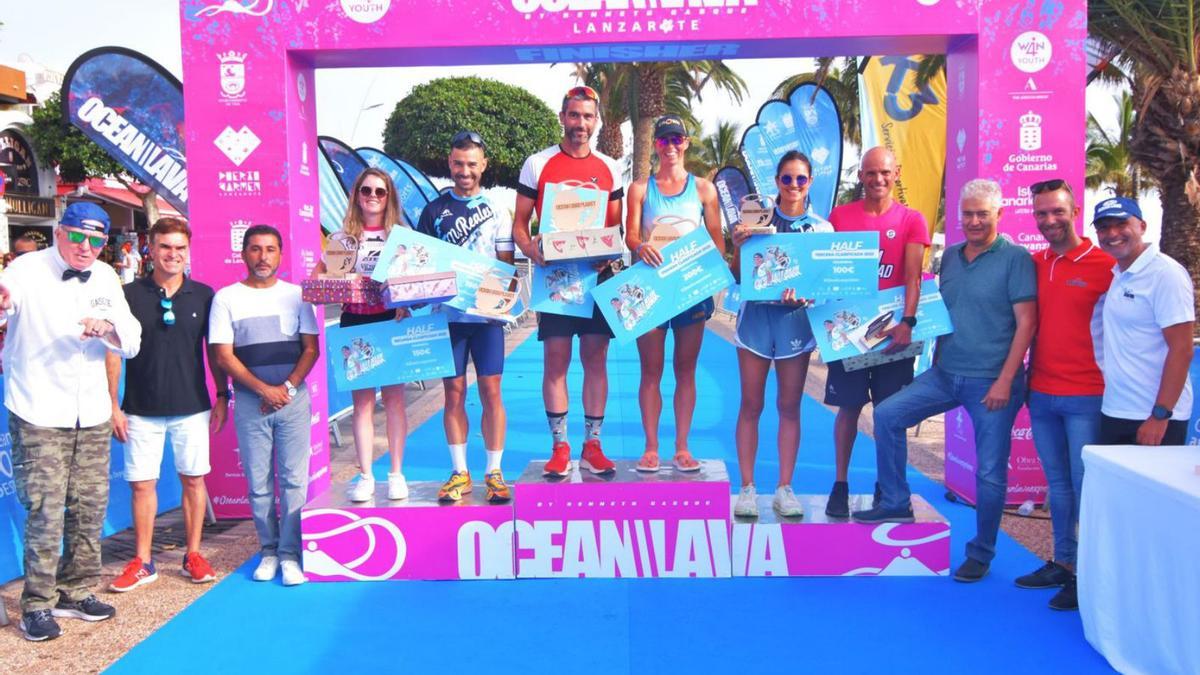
[1151, 404, 1172, 421]
[284, 380, 298, 397]
[900, 315, 918, 328]
[215, 388, 233, 400]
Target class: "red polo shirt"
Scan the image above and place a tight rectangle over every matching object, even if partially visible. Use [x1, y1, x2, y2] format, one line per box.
[1029, 239, 1115, 396]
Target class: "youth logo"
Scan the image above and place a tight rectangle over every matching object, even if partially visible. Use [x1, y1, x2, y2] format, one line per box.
[340, 0, 390, 23]
[1010, 31, 1052, 74]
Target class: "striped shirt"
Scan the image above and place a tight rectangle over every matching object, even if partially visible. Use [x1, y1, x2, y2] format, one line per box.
[208, 280, 319, 391]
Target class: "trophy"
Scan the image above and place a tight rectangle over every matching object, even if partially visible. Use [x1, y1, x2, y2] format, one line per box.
[321, 232, 359, 278]
[647, 215, 698, 248]
[738, 194, 777, 236]
[467, 270, 520, 322]
[547, 180, 605, 232]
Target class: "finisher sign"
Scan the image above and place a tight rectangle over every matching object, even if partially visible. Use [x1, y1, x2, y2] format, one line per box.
[63, 48, 188, 214]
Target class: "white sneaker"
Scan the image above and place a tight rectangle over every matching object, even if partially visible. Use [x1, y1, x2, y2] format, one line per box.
[773, 485, 804, 517]
[387, 472, 408, 500]
[348, 474, 375, 503]
[280, 560, 306, 586]
[734, 484, 758, 517]
[252, 555, 278, 582]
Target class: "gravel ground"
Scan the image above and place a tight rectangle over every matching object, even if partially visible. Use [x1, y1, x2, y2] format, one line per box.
[0, 314, 1052, 672]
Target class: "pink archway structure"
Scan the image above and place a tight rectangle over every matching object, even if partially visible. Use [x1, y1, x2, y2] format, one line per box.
[180, 0, 1086, 517]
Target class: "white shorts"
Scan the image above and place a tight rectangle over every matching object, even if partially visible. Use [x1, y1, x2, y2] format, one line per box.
[123, 411, 212, 482]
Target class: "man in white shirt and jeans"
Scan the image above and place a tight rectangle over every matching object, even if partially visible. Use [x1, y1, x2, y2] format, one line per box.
[0, 202, 142, 641]
[209, 224, 318, 587]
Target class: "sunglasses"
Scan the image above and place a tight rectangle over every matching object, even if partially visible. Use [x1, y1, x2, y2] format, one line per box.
[779, 174, 810, 187]
[358, 185, 388, 198]
[451, 130, 486, 148]
[564, 85, 599, 102]
[65, 230, 107, 248]
[160, 295, 175, 326]
[1030, 178, 1072, 195]
[655, 135, 686, 148]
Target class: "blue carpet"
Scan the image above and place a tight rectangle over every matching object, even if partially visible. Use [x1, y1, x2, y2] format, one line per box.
[108, 329, 1112, 674]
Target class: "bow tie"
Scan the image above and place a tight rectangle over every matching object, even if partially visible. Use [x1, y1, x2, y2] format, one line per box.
[62, 268, 92, 283]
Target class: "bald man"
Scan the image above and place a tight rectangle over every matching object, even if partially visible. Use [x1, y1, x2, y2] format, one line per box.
[823, 148, 931, 518]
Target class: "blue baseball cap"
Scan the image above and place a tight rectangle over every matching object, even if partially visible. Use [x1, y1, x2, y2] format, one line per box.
[60, 202, 111, 234]
[1092, 197, 1143, 226]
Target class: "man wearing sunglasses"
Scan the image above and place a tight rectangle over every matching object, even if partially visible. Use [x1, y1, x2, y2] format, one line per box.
[823, 147, 931, 518]
[416, 131, 516, 504]
[1014, 180, 1113, 611]
[512, 85, 625, 476]
[0, 201, 141, 641]
[105, 217, 230, 594]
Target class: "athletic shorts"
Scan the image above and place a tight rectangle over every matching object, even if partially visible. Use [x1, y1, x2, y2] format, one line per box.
[824, 356, 915, 408]
[448, 322, 505, 378]
[537, 304, 615, 341]
[734, 302, 816, 360]
[656, 297, 715, 331]
[123, 411, 212, 482]
[340, 309, 395, 328]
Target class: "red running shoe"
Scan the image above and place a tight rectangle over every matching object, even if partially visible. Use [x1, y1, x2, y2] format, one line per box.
[182, 551, 217, 584]
[109, 557, 157, 593]
[543, 441, 572, 477]
[580, 439, 616, 474]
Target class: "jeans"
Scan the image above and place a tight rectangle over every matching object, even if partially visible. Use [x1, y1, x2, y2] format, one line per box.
[233, 385, 312, 563]
[873, 365, 1025, 564]
[1028, 392, 1102, 566]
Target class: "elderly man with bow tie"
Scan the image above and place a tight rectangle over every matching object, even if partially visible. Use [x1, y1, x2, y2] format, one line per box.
[0, 201, 141, 642]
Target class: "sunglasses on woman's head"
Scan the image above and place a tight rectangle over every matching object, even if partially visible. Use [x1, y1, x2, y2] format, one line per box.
[65, 230, 107, 248]
[358, 186, 388, 198]
[779, 174, 810, 187]
[655, 135, 686, 148]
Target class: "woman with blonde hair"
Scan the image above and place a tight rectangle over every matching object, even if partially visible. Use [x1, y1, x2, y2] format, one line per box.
[313, 167, 410, 502]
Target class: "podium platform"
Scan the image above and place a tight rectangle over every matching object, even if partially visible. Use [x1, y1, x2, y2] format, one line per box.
[299, 460, 951, 581]
[512, 459, 732, 578]
[301, 480, 515, 582]
[731, 494, 950, 577]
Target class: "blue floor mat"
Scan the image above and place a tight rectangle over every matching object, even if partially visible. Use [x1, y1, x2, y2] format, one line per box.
[108, 329, 1112, 674]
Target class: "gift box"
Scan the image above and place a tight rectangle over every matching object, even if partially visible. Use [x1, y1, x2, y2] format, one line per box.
[386, 271, 458, 307]
[541, 227, 624, 262]
[301, 276, 385, 305]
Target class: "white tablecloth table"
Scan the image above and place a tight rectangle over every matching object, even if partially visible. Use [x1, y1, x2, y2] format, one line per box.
[1079, 444, 1200, 675]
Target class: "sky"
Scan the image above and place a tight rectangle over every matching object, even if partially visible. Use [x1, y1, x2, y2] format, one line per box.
[0, 1, 1160, 241]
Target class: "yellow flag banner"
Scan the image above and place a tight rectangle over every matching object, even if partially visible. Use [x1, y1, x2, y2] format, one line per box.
[858, 56, 947, 232]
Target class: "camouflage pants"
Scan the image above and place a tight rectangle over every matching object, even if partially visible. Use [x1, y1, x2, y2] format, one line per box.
[10, 413, 112, 613]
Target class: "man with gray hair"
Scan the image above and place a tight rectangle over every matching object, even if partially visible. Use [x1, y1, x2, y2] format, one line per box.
[853, 179, 1037, 584]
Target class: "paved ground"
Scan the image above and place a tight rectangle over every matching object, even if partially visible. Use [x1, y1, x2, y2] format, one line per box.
[0, 313, 1052, 672]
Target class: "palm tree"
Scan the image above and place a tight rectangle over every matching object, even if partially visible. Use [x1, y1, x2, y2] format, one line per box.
[1090, 2, 1200, 324]
[567, 60, 746, 179]
[1086, 92, 1149, 198]
[683, 120, 743, 178]
[569, 62, 632, 161]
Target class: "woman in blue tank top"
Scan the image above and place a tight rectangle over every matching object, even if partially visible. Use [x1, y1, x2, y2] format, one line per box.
[729, 150, 831, 519]
[623, 115, 725, 473]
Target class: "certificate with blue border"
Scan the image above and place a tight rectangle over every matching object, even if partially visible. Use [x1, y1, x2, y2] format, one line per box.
[530, 261, 598, 318]
[326, 314, 455, 391]
[593, 228, 733, 344]
[806, 279, 953, 363]
[739, 231, 878, 301]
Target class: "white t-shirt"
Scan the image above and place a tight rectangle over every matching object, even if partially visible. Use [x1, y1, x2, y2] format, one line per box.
[209, 279, 319, 390]
[1101, 244, 1195, 420]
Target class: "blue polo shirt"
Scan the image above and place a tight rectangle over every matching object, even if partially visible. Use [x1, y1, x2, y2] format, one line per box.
[937, 235, 1036, 378]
